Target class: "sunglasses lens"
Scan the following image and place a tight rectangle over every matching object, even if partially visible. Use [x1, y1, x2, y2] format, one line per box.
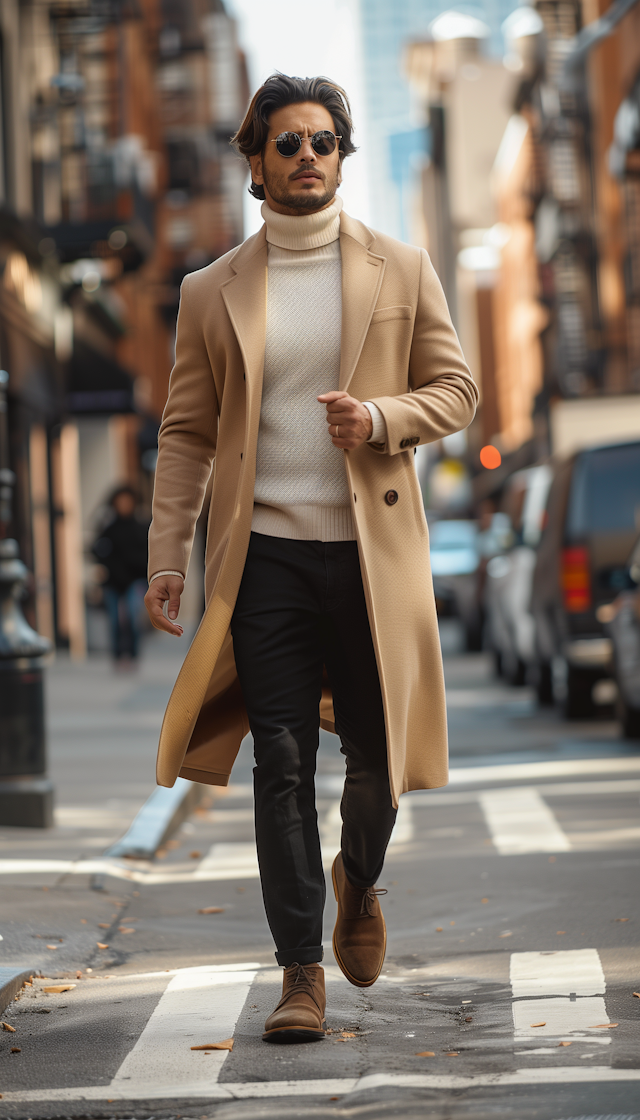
[311, 131, 337, 156]
[275, 132, 301, 157]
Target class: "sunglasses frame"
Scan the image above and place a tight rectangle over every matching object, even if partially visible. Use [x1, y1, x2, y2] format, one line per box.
[269, 130, 343, 158]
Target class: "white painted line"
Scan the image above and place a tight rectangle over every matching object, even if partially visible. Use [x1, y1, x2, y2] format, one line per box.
[3, 1067, 640, 1103]
[479, 788, 571, 854]
[511, 949, 605, 997]
[449, 757, 640, 785]
[390, 798, 414, 845]
[511, 950, 610, 1042]
[110, 964, 258, 1091]
[192, 844, 259, 881]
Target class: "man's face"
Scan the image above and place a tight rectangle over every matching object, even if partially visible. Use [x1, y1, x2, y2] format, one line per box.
[249, 101, 342, 216]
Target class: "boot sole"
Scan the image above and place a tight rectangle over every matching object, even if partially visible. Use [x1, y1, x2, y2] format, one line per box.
[262, 1024, 326, 1043]
[332, 859, 386, 988]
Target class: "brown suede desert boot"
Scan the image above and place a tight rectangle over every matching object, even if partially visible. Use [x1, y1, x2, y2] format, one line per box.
[262, 962, 326, 1042]
[332, 852, 387, 987]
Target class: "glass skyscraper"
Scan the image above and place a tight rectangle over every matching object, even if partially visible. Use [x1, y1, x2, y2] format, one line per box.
[358, 0, 523, 238]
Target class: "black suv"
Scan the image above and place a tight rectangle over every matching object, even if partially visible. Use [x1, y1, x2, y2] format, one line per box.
[531, 440, 640, 717]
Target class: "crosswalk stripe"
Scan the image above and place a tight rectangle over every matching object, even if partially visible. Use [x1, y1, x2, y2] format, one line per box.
[3, 1067, 640, 1103]
[110, 964, 258, 1091]
[511, 950, 610, 1043]
[479, 787, 572, 854]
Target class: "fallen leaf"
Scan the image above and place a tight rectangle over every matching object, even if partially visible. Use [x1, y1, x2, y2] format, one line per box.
[415, 1051, 435, 1057]
[465, 1016, 472, 1022]
[118, 927, 136, 934]
[329, 1097, 340, 1101]
[98, 924, 110, 929]
[530, 1022, 546, 1028]
[481, 898, 488, 904]
[236, 887, 245, 893]
[191, 1039, 233, 1051]
[190, 851, 202, 859]
[10, 1047, 20, 1053]
[198, 907, 224, 914]
[616, 918, 629, 922]
[589, 1023, 618, 1029]
[548, 856, 556, 863]
[340, 1032, 356, 1038]
[80, 919, 87, 924]
[46, 944, 58, 950]
[499, 931, 512, 938]
[445, 1051, 459, 1056]
[450, 921, 455, 926]
[633, 992, 640, 998]
[557, 931, 566, 935]
[43, 985, 76, 994]
[558, 1041, 572, 1047]
[1, 1022, 16, 1032]
[96, 943, 109, 950]
[435, 927, 443, 932]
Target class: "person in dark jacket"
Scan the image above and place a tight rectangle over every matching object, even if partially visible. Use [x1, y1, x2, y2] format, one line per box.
[93, 486, 149, 665]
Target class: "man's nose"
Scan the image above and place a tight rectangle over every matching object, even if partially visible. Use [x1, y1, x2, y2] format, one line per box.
[296, 138, 316, 163]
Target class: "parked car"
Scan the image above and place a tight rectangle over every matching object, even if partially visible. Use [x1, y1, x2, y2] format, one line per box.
[605, 534, 640, 739]
[485, 465, 553, 685]
[430, 519, 481, 650]
[531, 439, 640, 718]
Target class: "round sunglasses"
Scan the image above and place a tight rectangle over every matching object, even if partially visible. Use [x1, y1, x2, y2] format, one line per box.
[269, 130, 342, 158]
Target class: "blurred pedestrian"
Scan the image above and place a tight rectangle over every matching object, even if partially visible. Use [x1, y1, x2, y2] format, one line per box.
[145, 74, 477, 1042]
[93, 486, 148, 668]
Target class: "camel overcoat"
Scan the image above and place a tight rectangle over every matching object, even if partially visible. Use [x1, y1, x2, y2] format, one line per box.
[148, 210, 478, 808]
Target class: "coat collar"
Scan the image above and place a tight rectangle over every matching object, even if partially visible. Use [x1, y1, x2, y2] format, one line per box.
[220, 210, 387, 395]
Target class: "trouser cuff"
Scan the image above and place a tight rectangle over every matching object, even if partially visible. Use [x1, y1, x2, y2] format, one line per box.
[275, 945, 324, 967]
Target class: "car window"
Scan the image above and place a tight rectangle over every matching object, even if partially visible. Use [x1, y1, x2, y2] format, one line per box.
[430, 521, 478, 548]
[566, 443, 640, 536]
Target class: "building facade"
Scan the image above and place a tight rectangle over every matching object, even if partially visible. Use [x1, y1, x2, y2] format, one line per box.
[0, 0, 247, 655]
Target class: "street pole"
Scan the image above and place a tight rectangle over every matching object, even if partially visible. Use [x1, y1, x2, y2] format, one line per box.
[0, 369, 54, 827]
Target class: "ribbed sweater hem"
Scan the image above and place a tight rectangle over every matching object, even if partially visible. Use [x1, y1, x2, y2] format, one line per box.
[251, 503, 356, 542]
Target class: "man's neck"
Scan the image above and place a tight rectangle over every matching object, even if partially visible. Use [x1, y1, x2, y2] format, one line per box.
[261, 196, 343, 252]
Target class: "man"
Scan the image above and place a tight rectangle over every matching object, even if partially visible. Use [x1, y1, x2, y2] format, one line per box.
[93, 486, 148, 668]
[145, 74, 477, 1044]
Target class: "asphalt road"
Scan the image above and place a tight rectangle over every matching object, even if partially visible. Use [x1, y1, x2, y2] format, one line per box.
[1, 624, 639, 1119]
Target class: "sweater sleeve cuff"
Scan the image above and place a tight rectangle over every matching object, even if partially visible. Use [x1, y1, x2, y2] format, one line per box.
[149, 569, 185, 584]
[363, 401, 387, 444]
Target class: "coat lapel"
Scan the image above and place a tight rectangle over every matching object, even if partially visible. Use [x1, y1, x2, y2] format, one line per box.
[339, 213, 386, 392]
[220, 228, 268, 397]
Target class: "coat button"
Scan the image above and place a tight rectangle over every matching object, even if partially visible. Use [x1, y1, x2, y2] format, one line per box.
[385, 489, 398, 506]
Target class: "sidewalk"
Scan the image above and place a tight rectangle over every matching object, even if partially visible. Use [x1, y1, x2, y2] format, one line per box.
[0, 631, 192, 975]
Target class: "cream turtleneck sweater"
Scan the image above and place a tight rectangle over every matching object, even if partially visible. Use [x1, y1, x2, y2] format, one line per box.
[251, 197, 386, 542]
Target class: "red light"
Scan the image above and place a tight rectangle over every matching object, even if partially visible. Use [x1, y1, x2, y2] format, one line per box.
[480, 445, 501, 469]
[561, 547, 591, 613]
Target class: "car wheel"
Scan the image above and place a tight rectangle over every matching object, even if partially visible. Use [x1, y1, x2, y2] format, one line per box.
[617, 692, 640, 740]
[535, 660, 554, 706]
[505, 656, 527, 688]
[564, 666, 596, 720]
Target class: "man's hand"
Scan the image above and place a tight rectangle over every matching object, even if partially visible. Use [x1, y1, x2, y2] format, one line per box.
[144, 574, 185, 637]
[318, 391, 373, 450]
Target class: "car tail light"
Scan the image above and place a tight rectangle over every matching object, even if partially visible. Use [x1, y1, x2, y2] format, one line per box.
[561, 547, 591, 613]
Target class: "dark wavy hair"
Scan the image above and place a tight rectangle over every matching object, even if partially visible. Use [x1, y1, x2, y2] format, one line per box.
[231, 73, 357, 201]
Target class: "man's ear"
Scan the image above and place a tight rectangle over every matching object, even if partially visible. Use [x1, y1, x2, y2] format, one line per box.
[250, 151, 264, 186]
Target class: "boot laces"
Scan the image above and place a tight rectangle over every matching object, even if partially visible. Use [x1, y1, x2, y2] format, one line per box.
[360, 886, 387, 917]
[279, 963, 321, 1010]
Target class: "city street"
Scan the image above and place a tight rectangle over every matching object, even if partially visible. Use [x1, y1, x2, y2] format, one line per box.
[1, 624, 639, 1119]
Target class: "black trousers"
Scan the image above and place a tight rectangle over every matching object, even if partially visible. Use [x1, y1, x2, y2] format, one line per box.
[231, 532, 397, 966]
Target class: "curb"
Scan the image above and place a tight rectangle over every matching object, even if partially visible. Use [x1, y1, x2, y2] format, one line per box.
[103, 777, 210, 861]
[0, 967, 35, 1016]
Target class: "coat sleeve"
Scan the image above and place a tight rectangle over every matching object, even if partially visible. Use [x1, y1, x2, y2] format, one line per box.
[367, 248, 479, 455]
[148, 275, 219, 580]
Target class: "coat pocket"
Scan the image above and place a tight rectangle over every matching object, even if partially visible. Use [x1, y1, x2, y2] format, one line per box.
[370, 304, 412, 324]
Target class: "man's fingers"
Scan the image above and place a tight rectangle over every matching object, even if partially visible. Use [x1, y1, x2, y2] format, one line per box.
[317, 391, 348, 403]
[144, 577, 184, 636]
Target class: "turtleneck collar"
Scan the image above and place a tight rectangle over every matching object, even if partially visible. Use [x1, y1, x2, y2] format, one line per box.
[261, 196, 343, 251]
